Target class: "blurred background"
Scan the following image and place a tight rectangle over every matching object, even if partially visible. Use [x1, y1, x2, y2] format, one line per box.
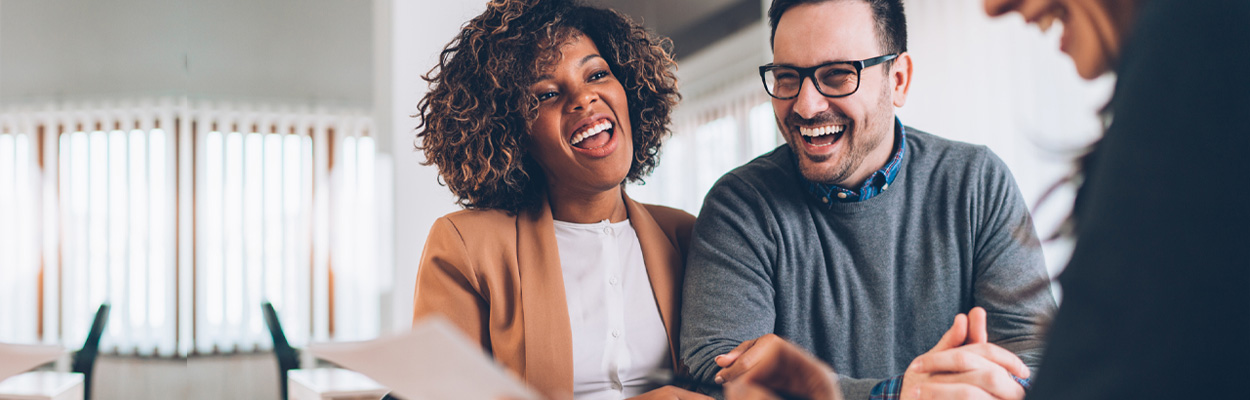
[0, 0, 1109, 398]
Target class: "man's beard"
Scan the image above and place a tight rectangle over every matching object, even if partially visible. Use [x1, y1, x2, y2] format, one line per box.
[783, 105, 891, 186]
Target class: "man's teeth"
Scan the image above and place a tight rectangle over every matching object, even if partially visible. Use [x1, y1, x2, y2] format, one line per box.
[571, 121, 613, 145]
[799, 125, 845, 137]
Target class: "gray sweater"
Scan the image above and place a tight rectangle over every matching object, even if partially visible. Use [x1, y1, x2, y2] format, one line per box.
[679, 128, 1056, 399]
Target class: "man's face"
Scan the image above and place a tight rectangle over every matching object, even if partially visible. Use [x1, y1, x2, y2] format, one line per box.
[771, 0, 908, 187]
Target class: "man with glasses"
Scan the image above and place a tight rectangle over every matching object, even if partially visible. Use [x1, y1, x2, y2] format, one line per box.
[679, 0, 1055, 399]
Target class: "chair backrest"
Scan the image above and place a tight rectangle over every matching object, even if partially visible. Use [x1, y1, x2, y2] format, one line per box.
[262, 301, 300, 400]
[72, 303, 110, 400]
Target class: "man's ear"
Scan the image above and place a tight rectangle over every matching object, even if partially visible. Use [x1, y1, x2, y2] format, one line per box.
[891, 52, 913, 108]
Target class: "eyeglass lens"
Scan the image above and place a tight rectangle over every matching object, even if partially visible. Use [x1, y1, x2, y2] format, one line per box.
[764, 64, 860, 98]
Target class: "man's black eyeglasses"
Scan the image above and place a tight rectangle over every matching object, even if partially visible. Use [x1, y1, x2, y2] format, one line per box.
[759, 54, 899, 100]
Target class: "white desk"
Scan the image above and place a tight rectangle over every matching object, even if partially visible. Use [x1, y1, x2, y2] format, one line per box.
[288, 368, 390, 400]
[0, 372, 84, 400]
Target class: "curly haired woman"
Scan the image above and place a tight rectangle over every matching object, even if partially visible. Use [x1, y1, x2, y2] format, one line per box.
[412, 1, 709, 399]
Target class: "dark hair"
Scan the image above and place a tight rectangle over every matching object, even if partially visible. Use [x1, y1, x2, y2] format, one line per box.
[415, 0, 680, 213]
[767, 0, 908, 55]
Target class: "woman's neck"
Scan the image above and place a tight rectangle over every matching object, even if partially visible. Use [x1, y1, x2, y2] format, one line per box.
[547, 184, 628, 224]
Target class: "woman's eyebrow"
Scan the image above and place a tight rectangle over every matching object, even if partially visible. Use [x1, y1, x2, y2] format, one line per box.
[578, 53, 602, 66]
[535, 54, 605, 82]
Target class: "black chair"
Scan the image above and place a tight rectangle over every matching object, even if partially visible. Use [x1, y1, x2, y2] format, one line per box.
[72, 303, 110, 400]
[262, 301, 300, 400]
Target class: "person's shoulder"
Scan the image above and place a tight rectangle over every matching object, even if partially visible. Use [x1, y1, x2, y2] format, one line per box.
[904, 126, 994, 164]
[434, 208, 518, 239]
[640, 203, 697, 252]
[903, 126, 1011, 183]
[642, 203, 696, 227]
[910, 126, 1005, 170]
[712, 145, 797, 193]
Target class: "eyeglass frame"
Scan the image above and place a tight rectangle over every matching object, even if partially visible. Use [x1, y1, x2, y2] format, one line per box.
[758, 53, 900, 100]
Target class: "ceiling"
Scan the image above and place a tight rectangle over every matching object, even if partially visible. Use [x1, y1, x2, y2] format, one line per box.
[589, 0, 742, 36]
[588, 0, 761, 59]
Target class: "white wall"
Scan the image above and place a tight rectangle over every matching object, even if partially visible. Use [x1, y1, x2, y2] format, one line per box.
[0, 0, 372, 107]
[384, 0, 483, 334]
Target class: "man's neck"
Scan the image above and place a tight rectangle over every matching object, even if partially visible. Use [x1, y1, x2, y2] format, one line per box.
[837, 124, 898, 189]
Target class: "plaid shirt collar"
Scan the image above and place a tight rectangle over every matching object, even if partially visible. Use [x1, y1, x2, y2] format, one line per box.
[802, 117, 906, 206]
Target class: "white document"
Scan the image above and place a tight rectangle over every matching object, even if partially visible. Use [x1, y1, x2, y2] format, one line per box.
[0, 343, 64, 383]
[308, 316, 542, 400]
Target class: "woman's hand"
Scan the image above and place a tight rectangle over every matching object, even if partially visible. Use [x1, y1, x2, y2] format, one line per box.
[716, 334, 840, 400]
[629, 385, 713, 400]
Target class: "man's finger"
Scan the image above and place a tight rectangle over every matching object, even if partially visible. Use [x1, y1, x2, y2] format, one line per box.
[967, 307, 988, 345]
[916, 382, 996, 400]
[951, 343, 1031, 378]
[911, 348, 1000, 375]
[929, 313, 969, 353]
[928, 369, 1026, 400]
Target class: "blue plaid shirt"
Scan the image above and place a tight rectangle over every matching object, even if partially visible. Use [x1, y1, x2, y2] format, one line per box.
[803, 117, 907, 205]
[870, 374, 1032, 399]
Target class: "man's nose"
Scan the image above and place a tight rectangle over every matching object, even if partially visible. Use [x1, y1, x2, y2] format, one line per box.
[791, 77, 829, 119]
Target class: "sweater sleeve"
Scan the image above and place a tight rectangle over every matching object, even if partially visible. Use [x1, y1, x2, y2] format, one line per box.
[970, 148, 1057, 371]
[412, 217, 493, 353]
[679, 173, 780, 385]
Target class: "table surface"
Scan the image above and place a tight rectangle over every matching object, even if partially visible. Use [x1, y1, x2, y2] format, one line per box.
[0, 371, 84, 400]
[288, 368, 390, 397]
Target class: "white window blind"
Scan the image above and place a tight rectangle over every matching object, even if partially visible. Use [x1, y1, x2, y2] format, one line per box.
[0, 130, 41, 345]
[0, 99, 385, 357]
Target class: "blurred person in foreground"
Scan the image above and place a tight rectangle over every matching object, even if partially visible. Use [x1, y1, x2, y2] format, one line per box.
[678, 0, 1055, 398]
[716, 0, 1250, 399]
[412, 0, 709, 399]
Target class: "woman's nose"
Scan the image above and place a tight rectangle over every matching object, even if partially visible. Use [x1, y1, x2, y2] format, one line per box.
[565, 89, 599, 113]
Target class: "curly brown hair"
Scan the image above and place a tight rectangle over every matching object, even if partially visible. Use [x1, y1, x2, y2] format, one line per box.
[415, 0, 680, 213]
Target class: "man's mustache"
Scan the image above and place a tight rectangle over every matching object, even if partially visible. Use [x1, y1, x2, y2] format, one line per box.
[784, 111, 851, 128]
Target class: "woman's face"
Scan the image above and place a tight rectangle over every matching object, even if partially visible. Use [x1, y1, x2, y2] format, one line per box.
[986, 0, 1127, 79]
[526, 32, 633, 197]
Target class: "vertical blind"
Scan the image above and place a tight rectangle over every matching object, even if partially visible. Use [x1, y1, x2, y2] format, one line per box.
[0, 98, 383, 357]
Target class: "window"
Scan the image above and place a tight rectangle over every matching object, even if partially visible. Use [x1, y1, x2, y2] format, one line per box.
[0, 99, 384, 356]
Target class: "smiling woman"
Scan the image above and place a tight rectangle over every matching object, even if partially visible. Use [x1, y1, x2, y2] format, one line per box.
[411, 1, 710, 399]
[415, 0, 679, 213]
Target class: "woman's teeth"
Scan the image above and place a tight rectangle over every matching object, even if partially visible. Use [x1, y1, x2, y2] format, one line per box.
[571, 121, 613, 146]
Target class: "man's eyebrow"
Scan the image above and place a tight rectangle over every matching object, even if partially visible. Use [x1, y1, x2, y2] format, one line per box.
[533, 54, 604, 82]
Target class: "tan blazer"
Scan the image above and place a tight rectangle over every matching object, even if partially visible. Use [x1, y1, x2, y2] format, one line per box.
[413, 194, 695, 399]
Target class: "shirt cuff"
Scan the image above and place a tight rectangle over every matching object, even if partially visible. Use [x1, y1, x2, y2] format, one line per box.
[869, 375, 904, 400]
[868, 374, 1031, 399]
[1014, 375, 1032, 390]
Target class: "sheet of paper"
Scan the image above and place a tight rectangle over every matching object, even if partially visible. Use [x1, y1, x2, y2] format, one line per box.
[0, 343, 64, 383]
[309, 316, 542, 400]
